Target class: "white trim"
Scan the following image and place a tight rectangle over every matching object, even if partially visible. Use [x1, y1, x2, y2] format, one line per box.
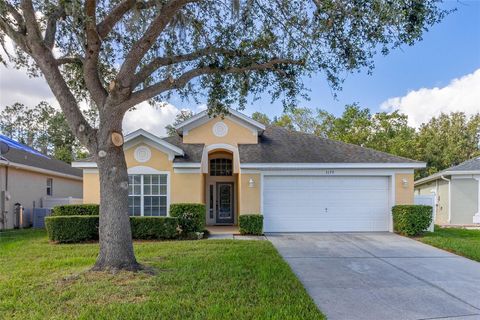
[390, 174, 395, 232]
[172, 162, 202, 168]
[201, 143, 240, 173]
[124, 129, 184, 156]
[0, 159, 82, 181]
[128, 166, 166, 175]
[72, 161, 97, 168]
[415, 170, 480, 186]
[252, 168, 412, 176]
[241, 162, 425, 169]
[174, 168, 202, 174]
[84, 169, 99, 174]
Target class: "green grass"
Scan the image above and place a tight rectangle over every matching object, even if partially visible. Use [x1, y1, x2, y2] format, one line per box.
[0, 229, 324, 320]
[418, 226, 480, 262]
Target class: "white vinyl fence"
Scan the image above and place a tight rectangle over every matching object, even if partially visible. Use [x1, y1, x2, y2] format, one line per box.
[41, 197, 83, 209]
[414, 195, 436, 232]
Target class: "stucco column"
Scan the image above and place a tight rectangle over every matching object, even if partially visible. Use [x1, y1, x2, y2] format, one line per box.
[473, 176, 480, 224]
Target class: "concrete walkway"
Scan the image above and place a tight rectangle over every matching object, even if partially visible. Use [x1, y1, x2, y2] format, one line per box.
[267, 233, 480, 320]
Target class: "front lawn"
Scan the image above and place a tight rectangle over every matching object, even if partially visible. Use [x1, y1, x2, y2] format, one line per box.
[0, 229, 324, 320]
[418, 226, 480, 262]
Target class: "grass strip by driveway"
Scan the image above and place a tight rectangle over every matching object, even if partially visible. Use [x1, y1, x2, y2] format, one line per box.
[0, 229, 324, 320]
[418, 227, 480, 262]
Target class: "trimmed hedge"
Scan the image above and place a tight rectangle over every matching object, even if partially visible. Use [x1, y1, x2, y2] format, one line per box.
[239, 214, 263, 235]
[392, 205, 433, 236]
[130, 217, 178, 240]
[169, 203, 205, 233]
[45, 215, 99, 243]
[46, 216, 179, 243]
[51, 204, 99, 216]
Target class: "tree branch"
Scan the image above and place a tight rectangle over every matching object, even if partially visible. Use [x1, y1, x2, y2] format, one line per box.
[97, 0, 136, 39]
[44, 5, 65, 49]
[115, 0, 198, 89]
[84, 0, 108, 108]
[132, 47, 243, 87]
[121, 58, 303, 111]
[20, 0, 42, 41]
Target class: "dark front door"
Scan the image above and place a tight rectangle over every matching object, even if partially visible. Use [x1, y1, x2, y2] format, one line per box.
[216, 182, 234, 224]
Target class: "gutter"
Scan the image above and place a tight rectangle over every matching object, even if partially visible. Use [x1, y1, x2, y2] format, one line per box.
[440, 175, 451, 223]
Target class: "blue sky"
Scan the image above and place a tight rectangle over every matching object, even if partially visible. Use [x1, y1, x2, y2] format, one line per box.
[242, 0, 480, 118]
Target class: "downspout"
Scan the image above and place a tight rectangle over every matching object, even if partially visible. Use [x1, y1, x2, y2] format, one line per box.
[0, 156, 9, 230]
[440, 175, 451, 224]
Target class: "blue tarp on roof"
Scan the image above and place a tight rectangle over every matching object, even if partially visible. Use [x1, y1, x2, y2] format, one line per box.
[0, 134, 50, 159]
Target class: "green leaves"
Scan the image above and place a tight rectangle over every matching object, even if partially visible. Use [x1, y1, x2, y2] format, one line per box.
[392, 205, 433, 236]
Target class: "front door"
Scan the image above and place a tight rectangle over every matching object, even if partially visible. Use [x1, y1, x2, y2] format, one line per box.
[216, 182, 234, 224]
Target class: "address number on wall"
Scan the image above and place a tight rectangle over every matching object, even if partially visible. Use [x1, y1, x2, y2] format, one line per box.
[325, 170, 335, 175]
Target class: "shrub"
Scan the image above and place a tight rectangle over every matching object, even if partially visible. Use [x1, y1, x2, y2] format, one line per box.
[392, 205, 433, 236]
[45, 215, 99, 243]
[169, 203, 205, 233]
[130, 217, 178, 240]
[239, 214, 263, 235]
[46, 216, 180, 243]
[51, 204, 99, 216]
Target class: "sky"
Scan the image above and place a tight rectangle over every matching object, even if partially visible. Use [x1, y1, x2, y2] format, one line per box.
[0, 0, 479, 136]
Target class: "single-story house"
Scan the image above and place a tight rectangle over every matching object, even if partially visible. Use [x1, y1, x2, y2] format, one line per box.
[0, 135, 83, 229]
[415, 157, 480, 225]
[73, 108, 425, 232]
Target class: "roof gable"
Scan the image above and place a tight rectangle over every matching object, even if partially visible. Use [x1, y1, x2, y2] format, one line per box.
[124, 129, 184, 158]
[174, 107, 265, 136]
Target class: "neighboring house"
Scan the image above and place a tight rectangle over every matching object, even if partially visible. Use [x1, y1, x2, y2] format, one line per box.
[0, 135, 83, 229]
[73, 108, 424, 232]
[415, 157, 480, 225]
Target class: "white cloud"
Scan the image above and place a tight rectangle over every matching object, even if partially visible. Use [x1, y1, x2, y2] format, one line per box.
[380, 69, 480, 127]
[122, 102, 180, 136]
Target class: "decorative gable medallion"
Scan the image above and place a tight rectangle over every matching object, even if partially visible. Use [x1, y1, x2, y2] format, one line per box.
[134, 146, 152, 163]
[212, 121, 228, 137]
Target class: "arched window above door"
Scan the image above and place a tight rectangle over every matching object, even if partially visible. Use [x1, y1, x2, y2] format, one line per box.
[210, 158, 233, 176]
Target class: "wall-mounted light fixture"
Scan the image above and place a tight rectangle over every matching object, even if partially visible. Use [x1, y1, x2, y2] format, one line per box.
[248, 178, 255, 188]
[402, 178, 409, 188]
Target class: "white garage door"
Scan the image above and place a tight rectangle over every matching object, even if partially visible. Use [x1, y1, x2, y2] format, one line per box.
[263, 176, 390, 232]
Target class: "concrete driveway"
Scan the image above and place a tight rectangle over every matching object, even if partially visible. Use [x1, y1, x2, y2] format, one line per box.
[267, 233, 480, 320]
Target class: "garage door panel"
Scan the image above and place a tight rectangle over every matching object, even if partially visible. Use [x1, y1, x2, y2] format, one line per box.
[263, 176, 390, 232]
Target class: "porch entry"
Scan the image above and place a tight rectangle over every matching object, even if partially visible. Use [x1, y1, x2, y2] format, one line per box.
[206, 151, 236, 225]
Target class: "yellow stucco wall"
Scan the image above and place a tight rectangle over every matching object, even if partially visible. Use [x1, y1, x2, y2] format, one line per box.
[183, 117, 257, 145]
[82, 143, 205, 206]
[172, 173, 205, 204]
[395, 173, 414, 205]
[238, 173, 261, 214]
[83, 172, 100, 204]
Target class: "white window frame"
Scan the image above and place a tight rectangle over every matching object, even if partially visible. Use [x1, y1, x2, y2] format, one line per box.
[127, 166, 170, 216]
[46, 178, 53, 196]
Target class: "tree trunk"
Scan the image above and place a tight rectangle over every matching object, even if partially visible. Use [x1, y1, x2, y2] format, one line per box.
[92, 120, 141, 272]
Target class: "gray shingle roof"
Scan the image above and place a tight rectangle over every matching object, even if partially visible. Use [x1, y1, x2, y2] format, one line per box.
[238, 126, 420, 163]
[447, 157, 480, 171]
[161, 135, 204, 162]
[2, 147, 82, 177]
